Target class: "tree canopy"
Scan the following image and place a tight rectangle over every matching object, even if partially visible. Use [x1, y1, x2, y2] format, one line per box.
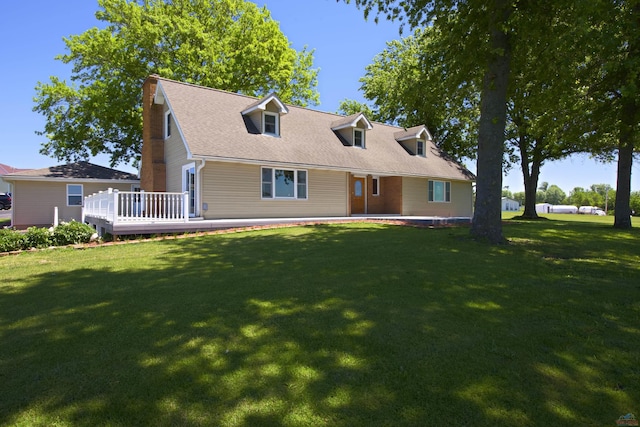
[34, 0, 319, 167]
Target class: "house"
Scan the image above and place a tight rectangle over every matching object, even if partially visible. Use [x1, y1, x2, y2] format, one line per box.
[2, 162, 139, 229]
[139, 75, 475, 221]
[0, 163, 30, 194]
[501, 197, 520, 211]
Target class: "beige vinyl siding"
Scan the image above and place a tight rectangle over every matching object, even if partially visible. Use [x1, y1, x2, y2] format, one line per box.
[11, 180, 136, 229]
[402, 177, 473, 217]
[164, 115, 189, 193]
[201, 162, 348, 219]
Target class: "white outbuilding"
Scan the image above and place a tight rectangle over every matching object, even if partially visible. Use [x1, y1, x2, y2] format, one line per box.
[502, 197, 520, 211]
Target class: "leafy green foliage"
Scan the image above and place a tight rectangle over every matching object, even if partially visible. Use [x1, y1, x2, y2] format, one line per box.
[33, 0, 319, 167]
[51, 221, 96, 246]
[0, 229, 27, 253]
[25, 227, 53, 249]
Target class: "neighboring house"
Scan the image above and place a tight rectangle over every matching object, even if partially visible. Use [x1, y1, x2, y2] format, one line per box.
[2, 162, 139, 229]
[0, 163, 31, 194]
[501, 197, 520, 211]
[139, 75, 475, 220]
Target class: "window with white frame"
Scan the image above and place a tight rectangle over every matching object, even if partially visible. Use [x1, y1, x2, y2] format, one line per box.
[67, 184, 83, 206]
[353, 128, 365, 148]
[165, 111, 172, 139]
[417, 140, 425, 156]
[262, 167, 307, 199]
[263, 112, 279, 136]
[428, 180, 451, 202]
[372, 176, 379, 196]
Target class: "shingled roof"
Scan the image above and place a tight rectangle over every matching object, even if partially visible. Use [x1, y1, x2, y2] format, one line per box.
[2, 161, 139, 181]
[156, 77, 475, 181]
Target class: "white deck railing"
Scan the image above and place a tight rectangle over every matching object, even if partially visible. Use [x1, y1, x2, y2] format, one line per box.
[83, 189, 189, 225]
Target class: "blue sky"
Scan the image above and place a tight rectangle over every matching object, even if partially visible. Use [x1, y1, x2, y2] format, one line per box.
[2, 0, 638, 193]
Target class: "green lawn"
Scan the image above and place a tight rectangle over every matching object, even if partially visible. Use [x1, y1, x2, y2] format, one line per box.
[1, 219, 638, 426]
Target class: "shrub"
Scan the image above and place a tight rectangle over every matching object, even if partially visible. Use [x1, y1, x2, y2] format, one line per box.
[52, 221, 96, 246]
[25, 226, 53, 249]
[0, 228, 27, 252]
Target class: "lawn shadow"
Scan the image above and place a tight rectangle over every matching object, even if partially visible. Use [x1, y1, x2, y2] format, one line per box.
[0, 223, 638, 426]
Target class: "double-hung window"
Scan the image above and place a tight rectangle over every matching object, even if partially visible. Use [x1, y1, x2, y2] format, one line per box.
[67, 184, 83, 206]
[353, 129, 364, 148]
[417, 140, 425, 156]
[263, 112, 279, 136]
[262, 167, 307, 199]
[428, 180, 451, 202]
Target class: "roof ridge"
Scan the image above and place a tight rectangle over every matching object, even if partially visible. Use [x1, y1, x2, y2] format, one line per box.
[153, 75, 407, 130]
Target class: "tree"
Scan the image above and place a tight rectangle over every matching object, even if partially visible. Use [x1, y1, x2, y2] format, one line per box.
[341, 0, 516, 243]
[544, 185, 567, 205]
[33, 0, 319, 167]
[336, 99, 377, 119]
[579, 0, 640, 228]
[354, 28, 479, 160]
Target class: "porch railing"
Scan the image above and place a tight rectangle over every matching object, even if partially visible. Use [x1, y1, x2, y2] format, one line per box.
[83, 189, 189, 225]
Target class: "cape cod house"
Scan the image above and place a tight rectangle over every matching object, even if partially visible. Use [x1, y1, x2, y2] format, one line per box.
[136, 75, 475, 222]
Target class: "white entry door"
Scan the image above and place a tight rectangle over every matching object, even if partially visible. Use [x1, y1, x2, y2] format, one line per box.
[182, 164, 196, 217]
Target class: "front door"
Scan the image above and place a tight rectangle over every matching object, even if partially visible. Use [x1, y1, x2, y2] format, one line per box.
[351, 177, 365, 214]
[182, 164, 196, 217]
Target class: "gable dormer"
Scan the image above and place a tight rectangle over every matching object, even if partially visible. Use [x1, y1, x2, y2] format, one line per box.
[241, 93, 289, 137]
[331, 113, 373, 148]
[394, 125, 433, 157]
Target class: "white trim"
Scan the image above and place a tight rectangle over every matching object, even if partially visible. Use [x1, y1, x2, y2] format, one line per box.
[155, 82, 193, 159]
[182, 162, 197, 217]
[67, 183, 84, 207]
[331, 113, 373, 131]
[395, 126, 433, 142]
[372, 176, 380, 196]
[261, 166, 308, 200]
[190, 155, 474, 183]
[241, 93, 289, 115]
[262, 111, 280, 136]
[428, 180, 451, 203]
[353, 128, 365, 148]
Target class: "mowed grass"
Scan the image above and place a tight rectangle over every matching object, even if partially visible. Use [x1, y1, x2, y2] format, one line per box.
[0, 219, 638, 426]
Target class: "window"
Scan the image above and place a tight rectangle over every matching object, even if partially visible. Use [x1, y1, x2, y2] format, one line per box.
[165, 111, 172, 139]
[263, 112, 279, 136]
[428, 180, 451, 202]
[67, 184, 83, 206]
[372, 176, 379, 196]
[417, 140, 425, 156]
[353, 128, 364, 148]
[261, 167, 307, 199]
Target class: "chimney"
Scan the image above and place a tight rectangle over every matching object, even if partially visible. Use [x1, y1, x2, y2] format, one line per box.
[140, 75, 166, 192]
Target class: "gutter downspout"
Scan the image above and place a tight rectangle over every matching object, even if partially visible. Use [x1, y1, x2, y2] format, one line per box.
[196, 159, 206, 217]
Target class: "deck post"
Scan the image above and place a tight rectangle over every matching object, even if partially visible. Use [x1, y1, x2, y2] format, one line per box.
[183, 191, 189, 222]
[112, 189, 119, 226]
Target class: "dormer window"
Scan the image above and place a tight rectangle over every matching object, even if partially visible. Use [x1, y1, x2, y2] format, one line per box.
[354, 129, 364, 148]
[331, 113, 373, 148]
[263, 112, 279, 136]
[394, 125, 433, 156]
[241, 93, 289, 137]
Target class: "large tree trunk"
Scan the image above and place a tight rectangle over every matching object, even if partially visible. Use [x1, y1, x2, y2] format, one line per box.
[613, 99, 635, 229]
[522, 158, 541, 219]
[471, 1, 512, 243]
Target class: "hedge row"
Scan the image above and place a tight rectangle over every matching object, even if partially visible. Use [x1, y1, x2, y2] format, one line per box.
[0, 221, 97, 253]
